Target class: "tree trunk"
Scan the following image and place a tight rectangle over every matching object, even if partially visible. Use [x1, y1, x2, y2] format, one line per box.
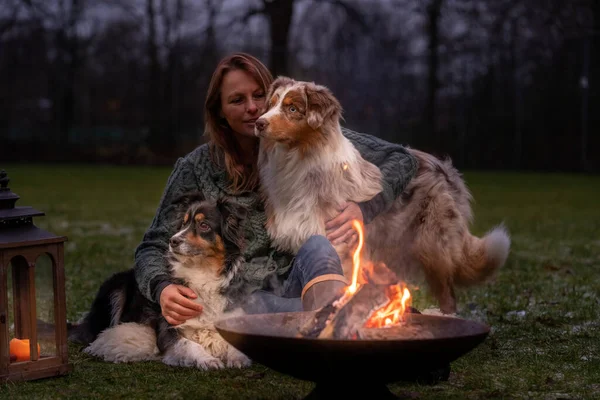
[580, 0, 599, 172]
[510, 23, 522, 170]
[146, 0, 165, 156]
[264, 0, 295, 77]
[162, 0, 178, 154]
[54, 0, 83, 146]
[424, 0, 442, 145]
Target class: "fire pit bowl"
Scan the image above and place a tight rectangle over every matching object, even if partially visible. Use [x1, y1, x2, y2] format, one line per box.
[215, 311, 490, 398]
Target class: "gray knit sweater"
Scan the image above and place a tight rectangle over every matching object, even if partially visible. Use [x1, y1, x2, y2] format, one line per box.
[134, 128, 418, 303]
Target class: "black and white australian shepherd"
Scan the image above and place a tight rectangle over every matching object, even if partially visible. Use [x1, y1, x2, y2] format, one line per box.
[68, 192, 251, 369]
[254, 76, 511, 314]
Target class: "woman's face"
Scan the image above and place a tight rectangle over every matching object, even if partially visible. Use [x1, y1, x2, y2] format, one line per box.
[220, 69, 266, 138]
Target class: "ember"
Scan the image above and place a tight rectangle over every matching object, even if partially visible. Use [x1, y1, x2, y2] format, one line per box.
[365, 284, 411, 328]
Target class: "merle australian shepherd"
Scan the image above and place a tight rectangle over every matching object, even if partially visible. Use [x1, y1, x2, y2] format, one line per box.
[68, 192, 251, 369]
[254, 76, 511, 314]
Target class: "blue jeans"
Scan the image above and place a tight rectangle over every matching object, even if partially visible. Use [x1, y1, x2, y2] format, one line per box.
[243, 235, 344, 314]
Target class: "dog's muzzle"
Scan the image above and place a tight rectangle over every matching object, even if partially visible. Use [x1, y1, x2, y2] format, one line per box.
[254, 118, 269, 136]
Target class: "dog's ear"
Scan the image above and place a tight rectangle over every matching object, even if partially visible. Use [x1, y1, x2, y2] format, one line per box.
[216, 197, 248, 249]
[264, 76, 295, 112]
[304, 82, 342, 130]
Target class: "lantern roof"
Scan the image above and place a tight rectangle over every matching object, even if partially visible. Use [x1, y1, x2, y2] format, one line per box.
[0, 170, 66, 249]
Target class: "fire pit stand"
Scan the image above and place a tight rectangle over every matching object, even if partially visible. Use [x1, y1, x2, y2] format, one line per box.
[215, 311, 489, 399]
[304, 382, 398, 399]
[302, 365, 451, 400]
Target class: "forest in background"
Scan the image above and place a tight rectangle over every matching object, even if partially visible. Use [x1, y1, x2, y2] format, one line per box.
[0, 0, 597, 171]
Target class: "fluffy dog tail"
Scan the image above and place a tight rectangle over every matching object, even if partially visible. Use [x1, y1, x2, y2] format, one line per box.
[83, 322, 160, 363]
[68, 270, 132, 345]
[455, 224, 511, 286]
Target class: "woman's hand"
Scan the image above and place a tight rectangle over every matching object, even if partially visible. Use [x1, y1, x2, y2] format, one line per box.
[159, 284, 203, 325]
[325, 202, 363, 247]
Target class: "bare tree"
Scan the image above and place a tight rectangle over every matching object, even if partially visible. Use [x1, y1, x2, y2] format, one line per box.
[235, 0, 368, 77]
[21, 0, 93, 145]
[145, 0, 192, 155]
[425, 0, 443, 141]
[0, 0, 24, 38]
[145, 0, 163, 153]
[580, 0, 598, 171]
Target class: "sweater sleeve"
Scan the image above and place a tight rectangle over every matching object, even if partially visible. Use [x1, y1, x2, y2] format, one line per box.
[342, 128, 418, 224]
[134, 157, 200, 302]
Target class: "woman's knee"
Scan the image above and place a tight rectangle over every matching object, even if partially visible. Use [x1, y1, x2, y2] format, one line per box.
[295, 235, 342, 281]
[298, 235, 336, 258]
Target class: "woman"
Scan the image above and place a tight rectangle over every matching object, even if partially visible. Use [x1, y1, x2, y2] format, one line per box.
[134, 53, 418, 325]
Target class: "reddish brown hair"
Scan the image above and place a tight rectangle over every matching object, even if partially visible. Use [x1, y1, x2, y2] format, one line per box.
[204, 53, 273, 193]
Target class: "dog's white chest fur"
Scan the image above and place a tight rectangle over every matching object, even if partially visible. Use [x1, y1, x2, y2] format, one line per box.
[259, 130, 382, 253]
[170, 260, 230, 331]
[166, 258, 248, 367]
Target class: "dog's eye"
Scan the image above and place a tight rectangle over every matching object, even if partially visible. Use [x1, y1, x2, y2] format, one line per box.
[198, 222, 211, 232]
[289, 106, 297, 113]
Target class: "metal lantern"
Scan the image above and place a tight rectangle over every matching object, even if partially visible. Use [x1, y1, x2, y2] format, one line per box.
[0, 170, 71, 382]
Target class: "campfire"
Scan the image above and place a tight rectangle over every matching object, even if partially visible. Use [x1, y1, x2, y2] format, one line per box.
[298, 220, 425, 340]
[214, 221, 491, 398]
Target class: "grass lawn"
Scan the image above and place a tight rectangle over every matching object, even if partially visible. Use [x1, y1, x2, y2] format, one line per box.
[0, 164, 599, 399]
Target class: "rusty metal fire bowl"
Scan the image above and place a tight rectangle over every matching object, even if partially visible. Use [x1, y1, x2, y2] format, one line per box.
[215, 311, 490, 398]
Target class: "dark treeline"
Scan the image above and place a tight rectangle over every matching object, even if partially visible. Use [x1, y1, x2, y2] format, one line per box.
[0, 0, 597, 172]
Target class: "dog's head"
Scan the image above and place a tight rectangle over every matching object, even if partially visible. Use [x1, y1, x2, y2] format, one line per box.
[254, 76, 342, 148]
[168, 191, 247, 275]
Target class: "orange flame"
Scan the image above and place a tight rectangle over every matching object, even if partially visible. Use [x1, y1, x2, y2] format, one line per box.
[365, 284, 411, 328]
[347, 219, 364, 294]
[345, 219, 412, 328]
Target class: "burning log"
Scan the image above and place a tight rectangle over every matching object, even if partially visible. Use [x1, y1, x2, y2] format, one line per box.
[297, 259, 413, 339]
[298, 219, 415, 340]
[297, 282, 409, 339]
[297, 299, 343, 339]
[317, 284, 389, 339]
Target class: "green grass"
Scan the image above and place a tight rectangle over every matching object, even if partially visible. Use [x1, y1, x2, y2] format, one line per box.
[1, 164, 599, 399]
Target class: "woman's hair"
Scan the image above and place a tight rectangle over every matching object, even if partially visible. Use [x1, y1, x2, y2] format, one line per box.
[204, 52, 273, 193]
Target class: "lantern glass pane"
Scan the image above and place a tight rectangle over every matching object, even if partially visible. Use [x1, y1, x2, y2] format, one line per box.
[6, 260, 15, 354]
[8, 255, 36, 363]
[35, 253, 57, 358]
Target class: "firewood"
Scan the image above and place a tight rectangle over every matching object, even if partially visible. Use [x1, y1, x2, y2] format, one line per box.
[296, 291, 347, 338]
[317, 284, 389, 339]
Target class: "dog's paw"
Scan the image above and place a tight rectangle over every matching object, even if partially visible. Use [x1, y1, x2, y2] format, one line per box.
[162, 353, 185, 367]
[195, 356, 225, 370]
[162, 338, 224, 370]
[226, 348, 251, 368]
[163, 353, 224, 370]
[162, 350, 224, 370]
[227, 356, 251, 369]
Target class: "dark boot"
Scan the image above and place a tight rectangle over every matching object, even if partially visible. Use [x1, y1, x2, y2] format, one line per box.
[301, 275, 348, 311]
